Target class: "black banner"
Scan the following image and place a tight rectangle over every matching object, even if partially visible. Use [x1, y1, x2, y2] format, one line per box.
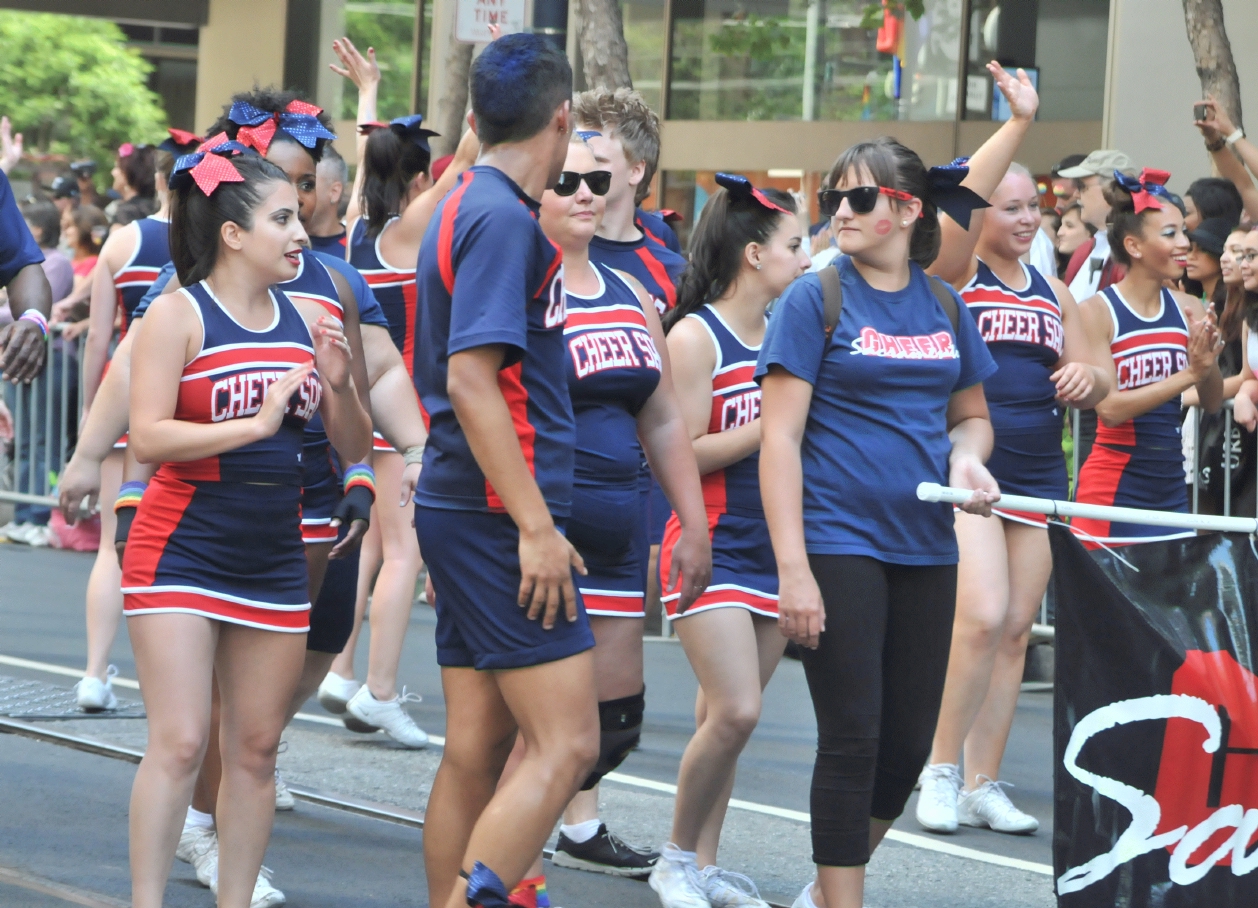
[1050, 524, 1258, 906]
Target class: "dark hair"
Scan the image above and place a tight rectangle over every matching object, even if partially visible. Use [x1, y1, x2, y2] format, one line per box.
[1103, 178, 1175, 267]
[70, 204, 108, 256]
[667, 186, 796, 332]
[825, 137, 941, 268]
[209, 87, 335, 164]
[1243, 287, 1258, 335]
[1186, 177, 1243, 228]
[1041, 208, 1061, 233]
[470, 33, 572, 147]
[1051, 154, 1086, 178]
[359, 127, 432, 238]
[111, 196, 155, 227]
[20, 200, 60, 248]
[119, 145, 157, 199]
[1060, 202, 1096, 235]
[169, 153, 290, 286]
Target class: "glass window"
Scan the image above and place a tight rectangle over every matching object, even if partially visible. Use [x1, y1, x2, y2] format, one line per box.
[341, 1, 420, 119]
[623, 0, 669, 112]
[666, 0, 963, 122]
[962, 0, 1108, 121]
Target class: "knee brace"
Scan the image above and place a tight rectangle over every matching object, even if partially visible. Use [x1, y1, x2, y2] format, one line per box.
[580, 688, 645, 791]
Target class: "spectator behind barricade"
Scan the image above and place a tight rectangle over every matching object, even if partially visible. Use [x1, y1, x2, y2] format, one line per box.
[54, 205, 107, 338]
[20, 200, 73, 304]
[1184, 177, 1243, 232]
[1059, 151, 1134, 471]
[1187, 223, 1254, 516]
[69, 160, 104, 209]
[1051, 153, 1086, 213]
[1060, 149, 1134, 302]
[1056, 202, 1095, 278]
[48, 175, 79, 218]
[1227, 228, 1258, 436]
[1194, 98, 1258, 225]
[1028, 206, 1059, 279]
[105, 142, 157, 221]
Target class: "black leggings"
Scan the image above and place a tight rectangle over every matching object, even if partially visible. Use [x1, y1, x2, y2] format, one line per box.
[800, 555, 957, 867]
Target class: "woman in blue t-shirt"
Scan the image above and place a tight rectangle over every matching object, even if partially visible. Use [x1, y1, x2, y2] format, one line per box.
[647, 174, 810, 908]
[757, 139, 998, 908]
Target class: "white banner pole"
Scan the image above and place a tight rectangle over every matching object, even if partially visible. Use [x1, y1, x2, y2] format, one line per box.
[915, 483, 1258, 535]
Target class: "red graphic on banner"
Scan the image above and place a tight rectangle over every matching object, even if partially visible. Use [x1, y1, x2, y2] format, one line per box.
[1154, 650, 1258, 866]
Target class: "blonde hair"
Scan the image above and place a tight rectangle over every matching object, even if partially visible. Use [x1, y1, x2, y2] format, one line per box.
[572, 87, 661, 205]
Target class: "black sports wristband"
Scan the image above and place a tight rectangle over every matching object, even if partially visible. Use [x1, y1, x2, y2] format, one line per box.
[333, 484, 374, 529]
[115, 505, 138, 547]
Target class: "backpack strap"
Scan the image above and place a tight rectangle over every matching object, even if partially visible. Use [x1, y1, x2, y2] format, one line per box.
[928, 275, 960, 335]
[820, 263, 843, 348]
[823, 264, 959, 345]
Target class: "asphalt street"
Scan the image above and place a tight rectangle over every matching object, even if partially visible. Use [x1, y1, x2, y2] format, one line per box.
[0, 543, 1057, 907]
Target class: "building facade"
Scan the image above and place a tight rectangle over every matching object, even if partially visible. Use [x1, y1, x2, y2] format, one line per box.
[4, 0, 1256, 237]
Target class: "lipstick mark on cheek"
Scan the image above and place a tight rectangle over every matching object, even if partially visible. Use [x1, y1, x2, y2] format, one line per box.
[874, 219, 893, 236]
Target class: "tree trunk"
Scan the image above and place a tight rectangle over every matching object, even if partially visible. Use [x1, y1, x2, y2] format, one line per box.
[1182, 0, 1243, 129]
[579, 0, 634, 91]
[431, 24, 474, 157]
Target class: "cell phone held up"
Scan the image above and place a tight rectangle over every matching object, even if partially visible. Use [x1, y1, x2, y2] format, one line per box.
[1194, 103, 1212, 123]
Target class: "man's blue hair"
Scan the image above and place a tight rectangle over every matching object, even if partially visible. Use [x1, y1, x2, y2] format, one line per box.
[471, 33, 572, 147]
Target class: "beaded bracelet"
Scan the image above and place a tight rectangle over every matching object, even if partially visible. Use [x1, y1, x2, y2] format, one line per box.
[18, 309, 48, 336]
[343, 463, 376, 499]
[114, 481, 147, 513]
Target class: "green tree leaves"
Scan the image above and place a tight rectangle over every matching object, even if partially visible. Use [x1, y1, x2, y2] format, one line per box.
[0, 12, 167, 180]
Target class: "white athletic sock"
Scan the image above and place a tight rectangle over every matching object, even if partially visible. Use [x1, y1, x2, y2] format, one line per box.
[559, 819, 601, 843]
[183, 807, 214, 832]
[667, 844, 698, 864]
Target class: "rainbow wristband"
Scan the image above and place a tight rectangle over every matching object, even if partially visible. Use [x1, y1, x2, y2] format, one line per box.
[342, 464, 376, 501]
[114, 481, 146, 513]
[19, 309, 48, 336]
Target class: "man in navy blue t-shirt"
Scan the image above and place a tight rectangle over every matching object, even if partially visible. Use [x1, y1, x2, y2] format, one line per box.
[0, 169, 51, 382]
[412, 33, 599, 908]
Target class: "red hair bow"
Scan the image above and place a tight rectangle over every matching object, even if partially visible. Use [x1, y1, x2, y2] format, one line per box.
[1114, 168, 1173, 214]
[187, 154, 245, 195]
[238, 118, 278, 155]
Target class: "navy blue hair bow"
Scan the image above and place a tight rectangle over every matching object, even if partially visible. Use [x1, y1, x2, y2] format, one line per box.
[228, 100, 336, 155]
[359, 115, 440, 153]
[926, 159, 990, 230]
[1113, 168, 1173, 213]
[171, 137, 252, 195]
[715, 172, 790, 215]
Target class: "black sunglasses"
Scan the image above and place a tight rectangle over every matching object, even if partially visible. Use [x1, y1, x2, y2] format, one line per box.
[554, 170, 612, 197]
[818, 185, 914, 217]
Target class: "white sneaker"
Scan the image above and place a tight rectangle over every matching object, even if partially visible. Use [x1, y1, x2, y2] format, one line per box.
[175, 825, 217, 888]
[648, 843, 711, 908]
[316, 672, 360, 715]
[274, 768, 295, 810]
[345, 686, 428, 748]
[701, 866, 769, 908]
[74, 665, 118, 712]
[210, 865, 286, 908]
[958, 775, 1039, 834]
[3, 522, 34, 544]
[26, 524, 54, 547]
[915, 763, 962, 834]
